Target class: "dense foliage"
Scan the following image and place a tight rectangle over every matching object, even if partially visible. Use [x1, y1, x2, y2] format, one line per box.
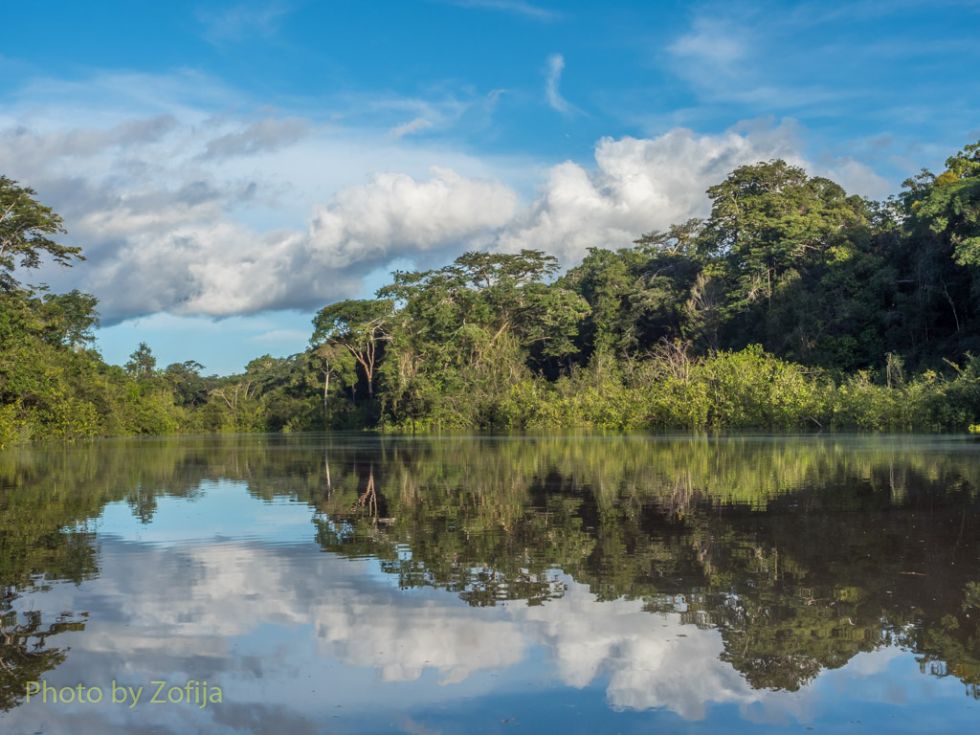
[2, 140, 980, 441]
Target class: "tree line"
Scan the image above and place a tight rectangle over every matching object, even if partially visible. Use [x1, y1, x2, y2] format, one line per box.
[1, 139, 979, 442]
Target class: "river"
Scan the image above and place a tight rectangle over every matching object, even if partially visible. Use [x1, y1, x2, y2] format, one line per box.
[1, 433, 978, 733]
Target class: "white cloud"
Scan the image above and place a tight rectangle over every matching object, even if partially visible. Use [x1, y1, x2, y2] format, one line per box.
[517, 582, 770, 719]
[496, 121, 804, 263]
[311, 583, 526, 684]
[1, 71, 891, 324]
[389, 116, 435, 139]
[816, 156, 893, 200]
[545, 53, 572, 113]
[308, 167, 517, 269]
[10, 527, 887, 733]
[329, 89, 477, 141]
[0, 75, 529, 322]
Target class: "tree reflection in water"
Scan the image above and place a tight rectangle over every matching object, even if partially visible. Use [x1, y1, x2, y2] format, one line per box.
[0, 433, 978, 710]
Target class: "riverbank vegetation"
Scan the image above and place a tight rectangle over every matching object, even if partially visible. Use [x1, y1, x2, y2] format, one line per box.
[1, 140, 979, 442]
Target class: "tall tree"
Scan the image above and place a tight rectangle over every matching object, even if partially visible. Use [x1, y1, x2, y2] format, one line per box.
[0, 177, 82, 291]
[311, 299, 393, 398]
[889, 142, 980, 358]
[700, 160, 869, 309]
[125, 342, 157, 379]
[310, 342, 357, 414]
[907, 142, 980, 267]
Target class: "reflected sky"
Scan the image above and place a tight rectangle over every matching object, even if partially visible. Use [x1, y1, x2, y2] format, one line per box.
[1, 434, 979, 734]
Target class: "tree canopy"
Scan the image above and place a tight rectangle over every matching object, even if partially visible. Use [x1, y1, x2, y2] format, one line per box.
[0, 177, 81, 292]
[5, 139, 980, 443]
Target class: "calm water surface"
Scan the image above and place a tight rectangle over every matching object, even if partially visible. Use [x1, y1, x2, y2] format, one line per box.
[1, 434, 979, 734]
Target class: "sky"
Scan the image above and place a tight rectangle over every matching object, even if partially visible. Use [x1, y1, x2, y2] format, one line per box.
[3, 0, 979, 374]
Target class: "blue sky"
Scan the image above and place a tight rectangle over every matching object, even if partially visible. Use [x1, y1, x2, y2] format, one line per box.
[3, 0, 979, 373]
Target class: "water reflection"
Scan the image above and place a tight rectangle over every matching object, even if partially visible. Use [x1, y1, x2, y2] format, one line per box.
[0, 434, 978, 733]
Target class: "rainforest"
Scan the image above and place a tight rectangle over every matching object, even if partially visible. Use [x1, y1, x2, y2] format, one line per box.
[2, 139, 980, 443]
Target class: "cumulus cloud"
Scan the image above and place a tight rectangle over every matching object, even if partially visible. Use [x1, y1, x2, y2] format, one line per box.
[817, 156, 893, 200]
[307, 168, 517, 269]
[0, 73, 891, 324]
[496, 121, 804, 263]
[0, 114, 177, 167]
[0, 82, 523, 322]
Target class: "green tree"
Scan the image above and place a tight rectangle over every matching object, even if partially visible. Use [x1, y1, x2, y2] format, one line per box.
[40, 289, 100, 349]
[374, 251, 589, 427]
[561, 234, 703, 358]
[907, 142, 980, 267]
[701, 160, 869, 309]
[311, 299, 393, 399]
[310, 342, 357, 416]
[125, 342, 157, 379]
[0, 177, 82, 291]
[162, 360, 208, 407]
